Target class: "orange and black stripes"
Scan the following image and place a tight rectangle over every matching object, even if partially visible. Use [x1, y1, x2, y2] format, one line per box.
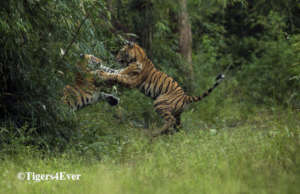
[62, 83, 119, 111]
[62, 54, 119, 111]
[96, 42, 224, 136]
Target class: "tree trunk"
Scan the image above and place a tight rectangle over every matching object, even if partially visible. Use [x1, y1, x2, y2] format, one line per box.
[107, 0, 113, 13]
[139, 0, 154, 58]
[178, 0, 194, 92]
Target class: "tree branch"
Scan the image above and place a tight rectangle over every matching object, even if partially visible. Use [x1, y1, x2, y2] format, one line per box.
[63, 14, 90, 59]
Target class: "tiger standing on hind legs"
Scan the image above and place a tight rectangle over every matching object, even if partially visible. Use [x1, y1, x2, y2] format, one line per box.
[92, 42, 225, 137]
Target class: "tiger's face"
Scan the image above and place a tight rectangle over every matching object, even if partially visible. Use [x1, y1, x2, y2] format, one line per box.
[116, 42, 147, 67]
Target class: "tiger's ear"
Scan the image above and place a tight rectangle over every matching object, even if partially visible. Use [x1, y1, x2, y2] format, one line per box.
[123, 40, 134, 48]
[128, 41, 134, 48]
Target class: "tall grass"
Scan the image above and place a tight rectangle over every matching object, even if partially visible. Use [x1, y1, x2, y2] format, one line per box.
[0, 105, 299, 194]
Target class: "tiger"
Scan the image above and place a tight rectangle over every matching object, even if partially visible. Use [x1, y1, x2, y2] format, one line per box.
[62, 54, 120, 111]
[92, 42, 225, 136]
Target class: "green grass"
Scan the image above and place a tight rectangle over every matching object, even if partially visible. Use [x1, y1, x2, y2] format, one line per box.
[0, 103, 300, 194]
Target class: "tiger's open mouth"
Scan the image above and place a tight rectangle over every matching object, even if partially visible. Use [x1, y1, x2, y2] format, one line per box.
[117, 57, 137, 67]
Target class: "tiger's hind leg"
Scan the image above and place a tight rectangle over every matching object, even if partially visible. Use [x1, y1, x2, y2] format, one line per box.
[162, 114, 182, 135]
[152, 111, 176, 137]
[159, 113, 183, 136]
[152, 98, 176, 137]
[174, 114, 182, 132]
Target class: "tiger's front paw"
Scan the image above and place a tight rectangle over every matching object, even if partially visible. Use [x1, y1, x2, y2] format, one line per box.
[91, 70, 108, 80]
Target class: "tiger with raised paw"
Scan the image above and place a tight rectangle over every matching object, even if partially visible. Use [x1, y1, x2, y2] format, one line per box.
[62, 54, 119, 111]
[92, 42, 224, 136]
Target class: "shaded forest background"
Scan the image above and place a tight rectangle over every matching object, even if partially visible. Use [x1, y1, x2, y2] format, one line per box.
[1, 0, 300, 151]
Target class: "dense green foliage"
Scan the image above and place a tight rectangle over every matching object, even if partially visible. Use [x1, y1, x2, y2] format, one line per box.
[0, 0, 120, 149]
[0, 1, 300, 192]
[1, 0, 299, 144]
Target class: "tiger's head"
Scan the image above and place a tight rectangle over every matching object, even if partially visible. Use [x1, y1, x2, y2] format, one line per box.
[116, 42, 148, 67]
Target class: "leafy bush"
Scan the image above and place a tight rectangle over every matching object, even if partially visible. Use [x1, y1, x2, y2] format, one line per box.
[231, 11, 300, 107]
[0, 0, 118, 150]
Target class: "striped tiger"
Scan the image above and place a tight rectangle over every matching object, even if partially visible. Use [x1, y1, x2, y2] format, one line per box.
[62, 54, 120, 111]
[92, 42, 224, 136]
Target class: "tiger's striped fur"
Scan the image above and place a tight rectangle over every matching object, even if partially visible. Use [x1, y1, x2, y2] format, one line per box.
[62, 54, 119, 111]
[92, 43, 224, 136]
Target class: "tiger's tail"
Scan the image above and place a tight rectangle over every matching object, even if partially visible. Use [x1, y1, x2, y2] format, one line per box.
[186, 73, 225, 104]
